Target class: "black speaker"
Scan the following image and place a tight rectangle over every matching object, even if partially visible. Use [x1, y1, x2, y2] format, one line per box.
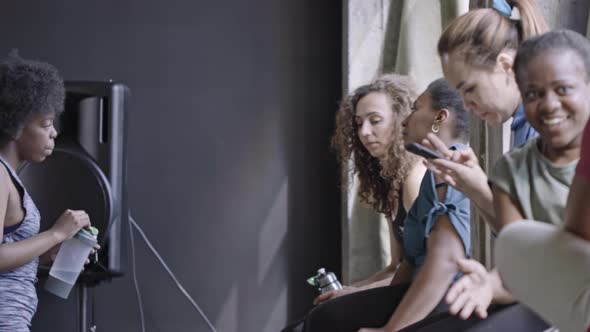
[18, 81, 129, 284]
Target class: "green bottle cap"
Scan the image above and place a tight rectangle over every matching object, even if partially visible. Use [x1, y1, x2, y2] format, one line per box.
[307, 277, 318, 287]
[75, 227, 98, 246]
[86, 226, 99, 237]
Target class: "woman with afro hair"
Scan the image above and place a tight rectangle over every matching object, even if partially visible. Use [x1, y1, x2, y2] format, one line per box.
[0, 51, 94, 331]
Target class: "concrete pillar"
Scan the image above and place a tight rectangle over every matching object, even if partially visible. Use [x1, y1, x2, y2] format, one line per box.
[342, 0, 397, 284]
[342, 0, 468, 283]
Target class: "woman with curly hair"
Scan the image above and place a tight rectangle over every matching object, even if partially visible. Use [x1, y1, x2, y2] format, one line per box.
[321, 73, 426, 301]
[0, 51, 94, 331]
[280, 74, 425, 332]
[304, 78, 471, 332]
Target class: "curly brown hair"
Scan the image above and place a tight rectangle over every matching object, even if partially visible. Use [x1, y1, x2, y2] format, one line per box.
[332, 74, 417, 216]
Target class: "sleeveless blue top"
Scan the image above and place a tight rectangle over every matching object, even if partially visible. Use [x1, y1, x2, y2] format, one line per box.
[402, 144, 471, 276]
[0, 156, 41, 331]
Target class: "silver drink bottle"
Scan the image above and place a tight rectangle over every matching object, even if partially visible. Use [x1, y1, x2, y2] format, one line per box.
[307, 268, 343, 293]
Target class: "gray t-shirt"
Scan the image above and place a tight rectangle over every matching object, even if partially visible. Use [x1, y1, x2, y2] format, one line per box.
[489, 137, 577, 225]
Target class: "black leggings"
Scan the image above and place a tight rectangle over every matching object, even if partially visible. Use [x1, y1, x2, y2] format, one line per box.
[281, 284, 549, 332]
[304, 284, 411, 331]
[281, 284, 439, 332]
[405, 303, 549, 331]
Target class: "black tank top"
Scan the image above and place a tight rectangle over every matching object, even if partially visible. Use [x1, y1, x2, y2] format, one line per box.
[391, 191, 407, 243]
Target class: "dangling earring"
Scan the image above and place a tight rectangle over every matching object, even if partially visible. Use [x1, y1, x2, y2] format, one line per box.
[431, 122, 440, 133]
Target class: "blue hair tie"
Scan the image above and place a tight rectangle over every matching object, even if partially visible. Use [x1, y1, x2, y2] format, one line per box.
[491, 0, 512, 18]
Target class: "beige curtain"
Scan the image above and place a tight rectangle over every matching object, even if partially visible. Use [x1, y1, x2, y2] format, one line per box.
[343, 0, 469, 283]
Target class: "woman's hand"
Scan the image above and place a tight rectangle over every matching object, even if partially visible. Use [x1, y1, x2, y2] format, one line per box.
[41, 240, 100, 265]
[86, 243, 101, 265]
[421, 133, 489, 197]
[50, 209, 91, 242]
[358, 328, 389, 332]
[420, 133, 495, 223]
[313, 286, 358, 305]
[445, 258, 493, 319]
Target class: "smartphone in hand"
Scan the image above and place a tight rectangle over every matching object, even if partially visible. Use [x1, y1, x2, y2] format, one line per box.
[404, 142, 443, 159]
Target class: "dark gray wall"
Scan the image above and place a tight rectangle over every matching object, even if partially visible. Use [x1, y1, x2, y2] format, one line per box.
[0, 1, 341, 331]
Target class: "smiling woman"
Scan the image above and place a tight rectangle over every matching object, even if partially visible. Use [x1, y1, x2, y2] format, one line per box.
[491, 29, 590, 332]
[514, 40, 590, 162]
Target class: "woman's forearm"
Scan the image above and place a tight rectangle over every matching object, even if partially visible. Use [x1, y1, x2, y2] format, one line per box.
[384, 214, 466, 331]
[352, 264, 397, 289]
[471, 181, 493, 211]
[469, 184, 502, 233]
[384, 252, 458, 331]
[354, 276, 394, 291]
[489, 268, 515, 304]
[0, 229, 61, 272]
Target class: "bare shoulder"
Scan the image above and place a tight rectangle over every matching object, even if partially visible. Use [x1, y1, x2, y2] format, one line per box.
[0, 165, 10, 219]
[0, 165, 10, 189]
[406, 162, 427, 184]
[402, 161, 427, 210]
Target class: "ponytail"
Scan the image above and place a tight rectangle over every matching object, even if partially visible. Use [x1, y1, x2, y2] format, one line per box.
[438, 0, 548, 67]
